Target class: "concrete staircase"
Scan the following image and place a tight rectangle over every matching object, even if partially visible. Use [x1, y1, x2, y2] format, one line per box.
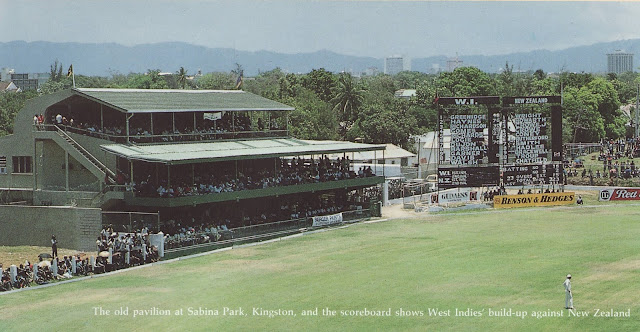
[54, 125, 117, 184]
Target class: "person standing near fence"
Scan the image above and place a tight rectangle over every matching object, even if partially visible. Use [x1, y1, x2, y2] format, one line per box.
[51, 235, 58, 258]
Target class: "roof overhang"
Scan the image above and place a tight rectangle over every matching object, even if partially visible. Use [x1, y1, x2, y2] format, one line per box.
[101, 138, 386, 165]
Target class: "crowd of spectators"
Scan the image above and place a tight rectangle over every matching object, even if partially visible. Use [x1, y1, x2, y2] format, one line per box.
[1, 227, 159, 292]
[350, 187, 381, 203]
[601, 137, 640, 159]
[45, 111, 282, 143]
[158, 186, 380, 249]
[161, 199, 351, 249]
[599, 158, 638, 179]
[481, 185, 565, 201]
[132, 156, 375, 198]
[96, 225, 159, 269]
[482, 186, 507, 201]
[387, 178, 404, 200]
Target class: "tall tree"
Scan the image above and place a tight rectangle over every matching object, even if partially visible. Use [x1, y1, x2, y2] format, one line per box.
[49, 60, 64, 82]
[301, 68, 335, 102]
[436, 67, 497, 97]
[331, 73, 365, 126]
[497, 62, 515, 96]
[287, 88, 339, 140]
[125, 69, 169, 89]
[176, 67, 188, 89]
[196, 72, 235, 90]
[0, 90, 38, 136]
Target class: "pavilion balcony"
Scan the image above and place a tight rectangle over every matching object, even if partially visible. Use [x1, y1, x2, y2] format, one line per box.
[121, 175, 384, 207]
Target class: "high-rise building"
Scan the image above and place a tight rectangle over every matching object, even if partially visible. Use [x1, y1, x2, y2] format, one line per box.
[447, 56, 463, 72]
[0, 68, 15, 82]
[607, 51, 634, 74]
[384, 55, 410, 75]
[10, 73, 39, 91]
[364, 67, 380, 76]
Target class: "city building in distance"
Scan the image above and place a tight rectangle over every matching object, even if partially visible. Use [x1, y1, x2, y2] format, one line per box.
[447, 56, 464, 72]
[384, 55, 410, 75]
[607, 50, 634, 74]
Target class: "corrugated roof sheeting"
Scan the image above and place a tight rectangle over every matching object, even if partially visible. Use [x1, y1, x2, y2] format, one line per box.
[101, 138, 385, 164]
[75, 88, 294, 113]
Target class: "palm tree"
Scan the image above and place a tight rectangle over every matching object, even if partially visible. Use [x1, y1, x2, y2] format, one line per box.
[176, 67, 188, 89]
[331, 73, 365, 126]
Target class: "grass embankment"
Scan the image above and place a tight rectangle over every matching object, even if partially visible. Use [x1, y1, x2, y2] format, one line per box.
[0, 246, 88, 267]
[567, 152, 640, 187]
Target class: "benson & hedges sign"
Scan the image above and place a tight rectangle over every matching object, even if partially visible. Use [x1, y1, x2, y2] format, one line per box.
[493, 192, 575, 209]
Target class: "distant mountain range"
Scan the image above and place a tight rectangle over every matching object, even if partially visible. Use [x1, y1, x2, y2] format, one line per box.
[1, 39, 639, 77]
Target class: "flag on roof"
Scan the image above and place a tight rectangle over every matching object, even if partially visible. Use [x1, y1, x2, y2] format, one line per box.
[67, 65, 73, 77]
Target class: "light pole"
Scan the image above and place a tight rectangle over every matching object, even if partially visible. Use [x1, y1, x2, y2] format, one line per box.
[634, 84, 640, 138]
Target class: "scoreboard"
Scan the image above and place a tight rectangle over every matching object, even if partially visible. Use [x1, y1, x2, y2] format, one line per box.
[436, 96, 563, 189]
[502, 164, 563, 186]
[437, 166, 500, 189]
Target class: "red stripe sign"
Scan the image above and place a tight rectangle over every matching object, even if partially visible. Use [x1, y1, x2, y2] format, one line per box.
[599, 188, 640, 201]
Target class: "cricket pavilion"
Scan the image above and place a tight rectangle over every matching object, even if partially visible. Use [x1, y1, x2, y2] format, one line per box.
[0, 88, 385, 253]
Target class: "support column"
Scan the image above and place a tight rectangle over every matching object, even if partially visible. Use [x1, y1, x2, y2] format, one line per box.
[126, 114, 133, 144]
[100, 105, 104, 131]
[383, 180, 389, 206]
[286, 112, 289, 136]
[167, 165, 171, 187]
[374, 150, 377, 177]
[10, 265, 17, 283]
[150, 113, 154, 135]
[33, 139, 37, 191]
[382, 149, 385, 177]
[65, 151, 69, 192]
[71, 256, 77, 275]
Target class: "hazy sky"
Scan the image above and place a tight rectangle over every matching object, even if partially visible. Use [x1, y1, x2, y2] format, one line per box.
[2, 1, 640, 58]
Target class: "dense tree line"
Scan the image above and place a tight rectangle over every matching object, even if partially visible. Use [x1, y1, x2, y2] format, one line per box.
[1, 62, 639, 148]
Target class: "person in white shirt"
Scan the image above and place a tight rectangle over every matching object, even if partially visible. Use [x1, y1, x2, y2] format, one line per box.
[564, 274, 574, 309]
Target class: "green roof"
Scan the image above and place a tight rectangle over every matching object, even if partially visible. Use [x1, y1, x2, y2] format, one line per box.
[100, 138, 386, 165]
[74, 88, 294, 113]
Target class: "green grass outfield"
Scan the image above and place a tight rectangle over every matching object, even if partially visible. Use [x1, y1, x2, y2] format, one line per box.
[1, 204, 639, 331]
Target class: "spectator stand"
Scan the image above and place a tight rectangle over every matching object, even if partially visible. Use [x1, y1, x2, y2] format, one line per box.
[101, 211, 160, 233]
